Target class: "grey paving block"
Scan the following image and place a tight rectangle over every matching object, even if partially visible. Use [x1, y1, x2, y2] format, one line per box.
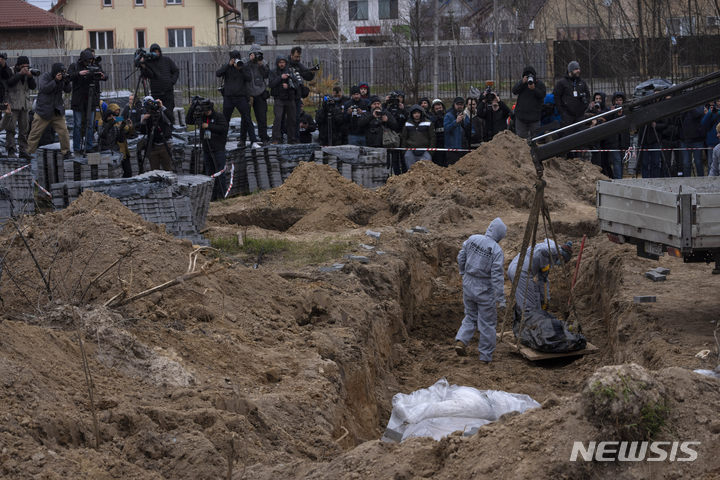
[645, 271, 666, 282]
[654, 267, 670, 275]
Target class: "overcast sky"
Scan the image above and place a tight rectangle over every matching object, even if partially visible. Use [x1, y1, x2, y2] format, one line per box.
[28, 0, 53, 10]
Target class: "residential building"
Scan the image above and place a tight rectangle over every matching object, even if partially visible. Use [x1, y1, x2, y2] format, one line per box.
[240, 0, 277, 44]
[337, 0, 413, 42]
[49, 0, 250, 51]
[0, 0, 82, 50]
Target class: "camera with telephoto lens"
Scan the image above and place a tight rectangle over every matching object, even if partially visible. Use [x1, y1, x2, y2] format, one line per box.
[29, 68, 41, 76]
[310, 64, 320, 71]
[0, 103, 8, 110]
[527, 75, 535, 85]
[144, 98, 161, 113]
[87, 63, 104, 80]
[373, 108, 382, 118]
[133, 48, 157, 67]
[323, 95, 335, 106]
[386, 92, 400, 108]
[351, 105, 360, 116]
[253, 52, 264, 62]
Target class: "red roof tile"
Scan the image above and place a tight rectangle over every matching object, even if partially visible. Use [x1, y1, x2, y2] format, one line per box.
[0, 0, 82, 30]
[51, 0, 240, 14]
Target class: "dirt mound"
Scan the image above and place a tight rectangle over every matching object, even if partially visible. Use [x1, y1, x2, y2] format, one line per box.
[379, 131, 606, 225]
[209, 162, 386, 232]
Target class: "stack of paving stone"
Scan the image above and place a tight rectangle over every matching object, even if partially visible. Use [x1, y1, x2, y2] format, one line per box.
[242, 143, 320, 193]
[316, 145, 389, 188]
[35, 148, 124, 190]
[0, 157, 35, 221]
[50, 171, 213, 243]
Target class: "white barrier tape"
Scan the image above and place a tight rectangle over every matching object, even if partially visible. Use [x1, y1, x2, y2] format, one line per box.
[571, 147, 713, 153]
[0, 163, 30, 181]
[34, 180, 52, 198]
[387, 147, 472, 152]
[224, 164, 234, 199]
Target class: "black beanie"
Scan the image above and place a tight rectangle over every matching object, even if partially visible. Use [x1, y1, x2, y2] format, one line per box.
[16, 56, 29, 66]
[350, 86, 360, 95]
[51, 63, 65, 76]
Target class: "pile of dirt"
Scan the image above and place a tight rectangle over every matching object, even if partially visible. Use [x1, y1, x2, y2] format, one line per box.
[209, 162, 387, 232]
[379, 131, 606, 226]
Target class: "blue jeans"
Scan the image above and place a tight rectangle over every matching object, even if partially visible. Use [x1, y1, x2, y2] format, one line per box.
[640, 150, 662, 178]
[72, 109, 94, 151]
[610, 151, 623, 179]
[347, 133, 366, 146]
[681, 141, 705, 176]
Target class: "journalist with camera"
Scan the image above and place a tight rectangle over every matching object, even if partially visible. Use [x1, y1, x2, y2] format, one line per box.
[344, 86, 369, 146]
[186, 96, 229, 200]
[288, 46, 319, 130]
[242, 45, 270, 144]
[26, 63, 72, 160]
[479, 91, 511, 141]
[4, 55, 37, 159]
[444, 97, 469, 164]
[553, 60, 590, 135]
[316, 93, 346, 146]
[137, 44, 179, 114]
[68, 48, 107, 154]
[138, 96, 173, 171]
[217, 50, 258, 146]
[512, 65, 546, 139]
[0, 53, 11, 106]
[269, 56, 299, 143]
[99, 103, 134, 177]
[358, 95, 398, 148]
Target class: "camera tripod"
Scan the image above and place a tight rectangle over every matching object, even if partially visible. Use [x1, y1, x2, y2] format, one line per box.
[77, 76, 101, 156]
[139, 112, 173, 172]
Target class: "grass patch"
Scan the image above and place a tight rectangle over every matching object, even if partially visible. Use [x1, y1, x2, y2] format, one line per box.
[209, 234, 351, 265]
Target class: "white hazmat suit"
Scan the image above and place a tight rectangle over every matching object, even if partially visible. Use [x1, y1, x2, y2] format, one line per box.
[454, 218, 507, 362]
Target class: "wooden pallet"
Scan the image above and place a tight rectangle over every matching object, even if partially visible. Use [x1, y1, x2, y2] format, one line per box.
[497, 332, 599, 361]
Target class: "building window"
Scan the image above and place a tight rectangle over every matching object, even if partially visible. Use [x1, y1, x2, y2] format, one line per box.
[666, 17, 696, 36]
[89, 30, 114, 49]
[102, 0, 112, 6]
[166, 0, 182, 4]
[244, 2, 259, 21]
[378, 0, 397, 19]
[135, 0, 144, 5]
[136, 29, 146, 48]
[168, 28, 192, 47]
[349, 0, 368, 20]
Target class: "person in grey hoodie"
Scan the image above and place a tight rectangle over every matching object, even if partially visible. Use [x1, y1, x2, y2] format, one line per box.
[454, 218, 507, 363]
[243, 44, 270, 143]
[26, 63, 72, 159]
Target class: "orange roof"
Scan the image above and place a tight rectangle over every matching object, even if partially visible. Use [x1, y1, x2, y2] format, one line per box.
[1, 0, 82, 30]
[51, 0, 240, 14]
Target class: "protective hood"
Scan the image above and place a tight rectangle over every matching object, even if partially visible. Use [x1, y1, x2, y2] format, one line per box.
[485, 217, 506, 243]
[593, 91, 607, 108]
[358, 82, 370, 95]
[249, 44, 262, 54]
[275, 56, 287, 67]
[409, 104, 424, 116]
[51, 63, 65, 77]
[522, 66, 537, 77]
[79, 48, 94, 64]
[149, 43, 162, 56]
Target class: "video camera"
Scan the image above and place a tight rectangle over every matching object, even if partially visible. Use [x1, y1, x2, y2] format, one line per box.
[134, 48, 158, 67]
[484, 80, 495, 97]
[144, 97, 161, 113]
[386, 92, 400, 108]
[191, 95, 213, 113]
[87, 63, 104, 80]
[323, 95, 336, 107]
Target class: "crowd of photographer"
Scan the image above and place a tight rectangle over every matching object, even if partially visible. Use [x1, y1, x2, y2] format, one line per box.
[3, 48, 720, 192]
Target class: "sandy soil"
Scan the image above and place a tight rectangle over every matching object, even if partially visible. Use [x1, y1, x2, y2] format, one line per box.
[0, 132, 718, 479]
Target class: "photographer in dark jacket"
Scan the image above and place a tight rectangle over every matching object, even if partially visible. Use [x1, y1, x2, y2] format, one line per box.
[344, 86, 369, 145]
[5, 55, 36, 159]
[26, 63, 71, 159]
[604, 92, 630, 179]
[187, 97, 229, 200]
[679, 105, 706, 176]
[553, 61, 590, 133]
[0, 53, 11, 104]
[288, 46, 316, 131]
[316, 94, 346, 146]
[269, 57, 297, 143]
[217, 50, 257, 145]
[512, 66, 546, 138]
[138, 96, 174, 172]
[479, 92, 511, 141]
[430, 99, 447, 166]
[138, 44, 179, 114]
[358, 96, 398, 148]
[298, 102, 316, 143]
[244, 44, 270, 143]
[68, 48, 107, 153]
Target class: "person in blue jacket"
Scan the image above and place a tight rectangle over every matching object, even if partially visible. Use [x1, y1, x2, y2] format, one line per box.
[444, 96, 469, 164]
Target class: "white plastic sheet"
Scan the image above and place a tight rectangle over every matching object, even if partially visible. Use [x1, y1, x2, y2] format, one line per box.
[382, 378, 540, 442]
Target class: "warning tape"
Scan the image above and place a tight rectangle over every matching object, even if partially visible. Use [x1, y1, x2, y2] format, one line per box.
[0, 163, 30, 181]
[387, 147, 472, 152]
[34, 180, 52, 198]
[211, 165, 227, 178]
[570, 147, 713, 153]
[224, 164, 234, 199]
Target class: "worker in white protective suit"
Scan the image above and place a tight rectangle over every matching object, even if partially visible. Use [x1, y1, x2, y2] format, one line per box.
[454, 218, 507, 363]
[507, 239, 572, 313]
